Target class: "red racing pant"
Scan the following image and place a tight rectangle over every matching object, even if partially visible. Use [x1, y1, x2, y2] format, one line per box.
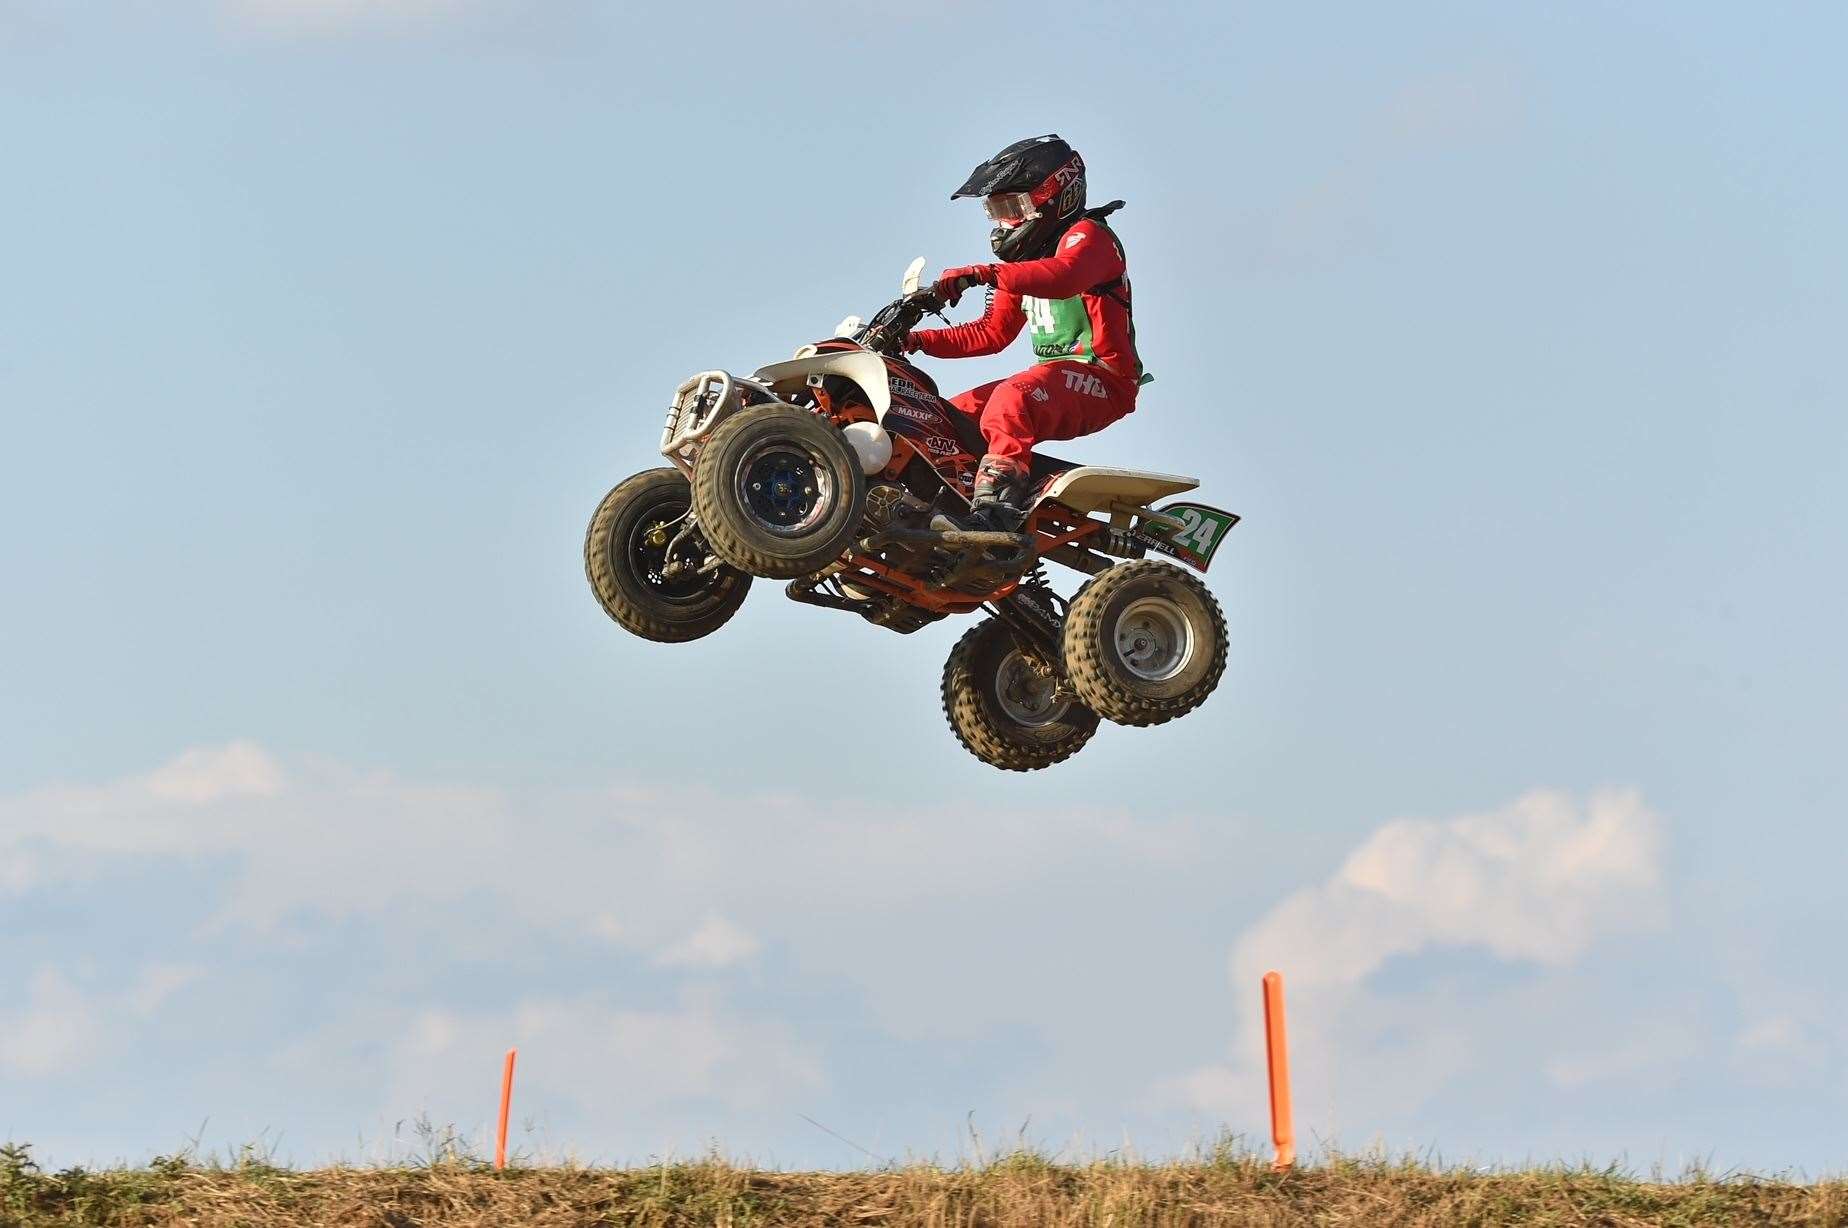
[950, 361, 1138, 467]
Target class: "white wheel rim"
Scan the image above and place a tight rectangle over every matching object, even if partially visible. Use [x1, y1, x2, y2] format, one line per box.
[995, 649, 1068, 727]
[1112, 596, 1195, 682]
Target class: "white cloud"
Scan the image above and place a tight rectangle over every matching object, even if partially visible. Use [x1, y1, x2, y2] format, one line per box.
[587, 911, 626, 943]
[10, 750, 1750, 1164]
[656, 915, 761, 970]
[127, 962, 206, 1017]
[0, 743, 1201, 1047]
[0, 849, 36, 893]
[0, 968, 103, 1077]
[145, 741, 284, 804]
[1730, 1009, 1836, 1088]
[1737, 1016, 1818, 1060]
[1231, 788, 1664, 992]
[297, 990, 826, 1146]
[1172, 789, 1668, 1129]
[0, 961, 206, 1078]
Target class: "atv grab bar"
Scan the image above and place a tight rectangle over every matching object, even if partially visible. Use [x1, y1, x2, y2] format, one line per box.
[1114, 501, 1189, 533]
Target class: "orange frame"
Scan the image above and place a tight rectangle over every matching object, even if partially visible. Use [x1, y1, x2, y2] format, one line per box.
[833, 502, 1105, 614]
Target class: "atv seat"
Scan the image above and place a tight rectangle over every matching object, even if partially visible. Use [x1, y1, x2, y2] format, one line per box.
[1029, 465, 1199, 516]
[1029, 451, 1081, 484]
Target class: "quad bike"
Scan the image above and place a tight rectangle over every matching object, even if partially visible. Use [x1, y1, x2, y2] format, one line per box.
[584, 260, 1238, 770]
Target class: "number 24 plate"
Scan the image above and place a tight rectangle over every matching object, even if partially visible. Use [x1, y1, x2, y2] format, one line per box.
[1132, 502, 1240, 572]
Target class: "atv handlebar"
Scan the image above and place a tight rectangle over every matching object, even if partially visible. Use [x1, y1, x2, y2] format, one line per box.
[859, 287, 946, 356]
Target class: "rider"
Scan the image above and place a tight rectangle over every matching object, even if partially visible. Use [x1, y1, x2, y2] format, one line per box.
[905, 134, 1145, 530]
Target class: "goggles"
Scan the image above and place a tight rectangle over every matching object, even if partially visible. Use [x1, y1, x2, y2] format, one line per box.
[983, 191, 1040, 226]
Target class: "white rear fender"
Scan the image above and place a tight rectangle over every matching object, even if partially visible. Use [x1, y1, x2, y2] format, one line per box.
[753, 351, 892, 418]
[1034, 467, 1199, 520]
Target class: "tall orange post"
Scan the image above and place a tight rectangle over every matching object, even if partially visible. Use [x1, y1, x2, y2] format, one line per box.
[494, 1047, 517, 1171]
[1262, 971, 1295, 1171]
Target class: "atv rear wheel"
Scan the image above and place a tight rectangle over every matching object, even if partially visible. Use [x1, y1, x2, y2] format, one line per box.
[942, 617, 1099, 771]
[584, 468, 752, 643]
[692, 404, 866, 579]
[1062, 560, 1226, 726]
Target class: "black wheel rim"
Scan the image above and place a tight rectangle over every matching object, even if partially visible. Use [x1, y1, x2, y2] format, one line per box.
[624, 500, 723, 604]
[994, 648, 1070, 728]
[734, 440, 834, 535]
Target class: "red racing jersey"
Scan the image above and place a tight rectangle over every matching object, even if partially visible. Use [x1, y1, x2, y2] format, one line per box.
[911, 218, 1143, 384]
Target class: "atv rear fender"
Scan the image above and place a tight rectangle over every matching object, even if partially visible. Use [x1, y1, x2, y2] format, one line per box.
[1034, 467, 1199, 525]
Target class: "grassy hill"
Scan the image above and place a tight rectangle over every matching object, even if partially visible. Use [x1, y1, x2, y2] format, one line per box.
[5, 1143, 1844, 1226]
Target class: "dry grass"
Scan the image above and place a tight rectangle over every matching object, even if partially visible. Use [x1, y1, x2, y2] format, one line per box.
[5, 1141, 1846, 1227]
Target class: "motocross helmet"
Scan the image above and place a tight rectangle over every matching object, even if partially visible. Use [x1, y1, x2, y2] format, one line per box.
[951, 134, 1087, 263]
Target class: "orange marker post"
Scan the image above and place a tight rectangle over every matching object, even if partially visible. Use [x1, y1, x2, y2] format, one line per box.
[494, 1047, 517, 1171]
[1262, 971, 1294, 1172]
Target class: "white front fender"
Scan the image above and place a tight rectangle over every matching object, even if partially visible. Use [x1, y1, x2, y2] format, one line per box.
[752, 351, 891, 418]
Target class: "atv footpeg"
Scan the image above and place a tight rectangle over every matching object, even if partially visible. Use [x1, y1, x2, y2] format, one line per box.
[872, 523, 1032, 551]
[785, 575, 868, 614]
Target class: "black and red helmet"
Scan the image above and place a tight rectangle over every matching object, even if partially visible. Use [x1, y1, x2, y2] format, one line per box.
[951, 134, 1087, 263]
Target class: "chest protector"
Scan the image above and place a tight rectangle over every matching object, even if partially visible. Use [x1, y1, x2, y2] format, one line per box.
[1017, 205, 1151, 384]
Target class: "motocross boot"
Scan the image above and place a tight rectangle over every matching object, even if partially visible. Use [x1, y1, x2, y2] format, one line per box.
[969, 454, 1031, 532]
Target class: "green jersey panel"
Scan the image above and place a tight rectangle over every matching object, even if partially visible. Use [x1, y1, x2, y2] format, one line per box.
[1022, 294, 1095, 364]
[1018, 222, 1150, 384]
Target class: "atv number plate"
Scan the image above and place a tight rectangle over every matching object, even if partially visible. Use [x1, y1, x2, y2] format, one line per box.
[1135, 502, 1240, 572]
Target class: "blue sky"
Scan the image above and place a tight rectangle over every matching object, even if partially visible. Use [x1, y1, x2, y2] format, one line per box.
[3, 0, 1845, 1173]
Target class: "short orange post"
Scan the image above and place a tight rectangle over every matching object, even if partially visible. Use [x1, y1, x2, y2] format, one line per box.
[1262, 971, 1294, 1171]
[494, 1047, 517, 1171]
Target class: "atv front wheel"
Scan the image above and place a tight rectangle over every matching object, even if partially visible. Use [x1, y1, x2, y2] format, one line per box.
[584, 468, 752, 643]
[692, 404, 866, 579]
[942, 617, 1099, 771]
[1062, 560, 1226, 726]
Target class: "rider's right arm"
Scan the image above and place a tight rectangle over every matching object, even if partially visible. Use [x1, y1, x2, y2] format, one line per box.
[909, 287, 1025, 358]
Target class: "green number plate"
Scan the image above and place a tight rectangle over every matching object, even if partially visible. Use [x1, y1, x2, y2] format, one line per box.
[1133, 501, 1240, 571]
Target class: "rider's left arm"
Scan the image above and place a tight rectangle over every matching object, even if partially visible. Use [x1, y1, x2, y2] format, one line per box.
[989, 221, 1124, 299]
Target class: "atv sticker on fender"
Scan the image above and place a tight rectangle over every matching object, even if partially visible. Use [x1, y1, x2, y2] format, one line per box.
[1134, 502, 1240, 572]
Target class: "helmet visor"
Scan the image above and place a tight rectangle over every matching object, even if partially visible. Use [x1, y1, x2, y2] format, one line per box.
[983, 191, 1039, 225]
